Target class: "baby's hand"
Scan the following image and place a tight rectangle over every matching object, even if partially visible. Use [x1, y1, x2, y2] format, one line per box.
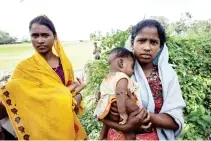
[119, 113, 128, 125]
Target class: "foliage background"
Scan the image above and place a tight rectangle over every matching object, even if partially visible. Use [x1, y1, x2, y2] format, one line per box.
[0, 30, 17, 44]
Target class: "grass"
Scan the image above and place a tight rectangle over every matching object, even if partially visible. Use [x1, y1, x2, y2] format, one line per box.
[0, 41, 95, 72]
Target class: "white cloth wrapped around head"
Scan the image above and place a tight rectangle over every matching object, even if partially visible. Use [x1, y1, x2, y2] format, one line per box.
[124, 35, 132, 52]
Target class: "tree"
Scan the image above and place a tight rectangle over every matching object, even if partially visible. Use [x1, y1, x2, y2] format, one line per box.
[90, 33, 97, 41]
[89, 31, 102, 41]
[0, 30, 17, 44]
[150, 16, 169, 30]
[174, 12, 192, 34]
[187, 20, 211, 35]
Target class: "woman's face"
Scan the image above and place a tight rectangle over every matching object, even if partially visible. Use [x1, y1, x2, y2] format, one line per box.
[132, 26, 160, 65]
[30, 23, 55, 54]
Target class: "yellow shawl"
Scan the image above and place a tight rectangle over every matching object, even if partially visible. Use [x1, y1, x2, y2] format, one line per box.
[0, 39, 87, 140]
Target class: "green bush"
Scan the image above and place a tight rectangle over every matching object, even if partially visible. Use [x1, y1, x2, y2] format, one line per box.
[167, 35, 211, 139]
[80, 60, 109, 139]
[80, 95, 102, 140]
[81, 27, 211, 140]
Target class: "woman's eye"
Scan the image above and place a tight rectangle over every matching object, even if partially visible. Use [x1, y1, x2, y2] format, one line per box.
[138, 39, 145, 43]
[42, 34, 48, 37]
[151, 41, 158, 45]
[32, 34, 38, 38]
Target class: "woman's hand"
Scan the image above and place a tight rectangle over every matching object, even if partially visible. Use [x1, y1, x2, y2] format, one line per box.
[107, 89, 149, 132]
[108, 102, 120, 122]
[101, 108, 148, 133]
[139, 111, 152, 129]
[67, 77, 87, 95]
[67, 82, 79, 92]
[74, 77, 87, 93]
[123, 108, 148, 132]
[68, 77, 86, 113]
[73, 93, 82, 113]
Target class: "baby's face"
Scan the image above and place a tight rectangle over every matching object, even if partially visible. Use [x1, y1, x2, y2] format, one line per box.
[122, 56, 134, 77]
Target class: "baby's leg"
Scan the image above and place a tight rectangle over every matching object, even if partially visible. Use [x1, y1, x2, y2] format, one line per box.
[116, 93, 128, 125]
[124, 132, 136, 140]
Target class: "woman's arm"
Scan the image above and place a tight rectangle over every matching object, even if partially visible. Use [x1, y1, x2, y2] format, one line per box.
[73, 93, 82, 104]
[101, 118, 128, 132]
[93, 48, 96, 54]
[73, 93, 82, 113]
[149, 71, 186, 132]
[138, 112, 178, 130]
[150, 113, 178, 130]
[100, 123, 109, 140]
[73, 77, 87, 93]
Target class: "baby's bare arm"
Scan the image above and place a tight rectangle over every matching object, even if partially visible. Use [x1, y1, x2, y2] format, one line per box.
[116, 78, 128, 114]
[126, 98, 140, 113]
[116, 78, 128, 124]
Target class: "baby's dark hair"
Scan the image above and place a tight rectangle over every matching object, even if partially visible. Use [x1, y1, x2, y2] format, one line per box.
[108, 47, 135, 64]
[29, 15, 57, 37]
[131, 19, 166, 46]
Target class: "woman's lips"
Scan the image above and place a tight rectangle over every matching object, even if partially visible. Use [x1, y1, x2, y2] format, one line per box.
[140, 54, 151, 59]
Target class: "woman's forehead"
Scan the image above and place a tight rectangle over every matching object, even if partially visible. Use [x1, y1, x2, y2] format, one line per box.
[30, 23, 52, 34]
[136, 26, 159, 39]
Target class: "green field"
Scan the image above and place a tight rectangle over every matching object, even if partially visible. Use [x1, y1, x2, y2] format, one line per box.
[0, 41, 95, 72]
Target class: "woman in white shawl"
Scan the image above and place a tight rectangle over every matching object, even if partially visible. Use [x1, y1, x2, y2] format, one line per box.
[101, 19, 186, 140]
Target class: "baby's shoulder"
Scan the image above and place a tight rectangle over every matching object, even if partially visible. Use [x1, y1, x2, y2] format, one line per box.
[106, 72, 129, 80]
[101, 72, 130, 85]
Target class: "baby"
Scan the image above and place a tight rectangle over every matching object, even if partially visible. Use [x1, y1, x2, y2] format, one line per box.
[94, 47, 142, 140]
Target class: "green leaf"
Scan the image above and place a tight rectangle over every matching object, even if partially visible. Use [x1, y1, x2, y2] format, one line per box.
[185, 111, 198, 121]
[198, 105, 206, 115]
[201, 115, 211, 124]
[196, 120, 207, 129]
[187, 115, 199, 122]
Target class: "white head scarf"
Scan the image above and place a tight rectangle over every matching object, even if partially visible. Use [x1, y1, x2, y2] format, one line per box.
[125, 35, 186, 140]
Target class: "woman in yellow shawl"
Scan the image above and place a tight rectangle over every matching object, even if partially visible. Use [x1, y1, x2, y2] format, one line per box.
[0, 15, 88, 140]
